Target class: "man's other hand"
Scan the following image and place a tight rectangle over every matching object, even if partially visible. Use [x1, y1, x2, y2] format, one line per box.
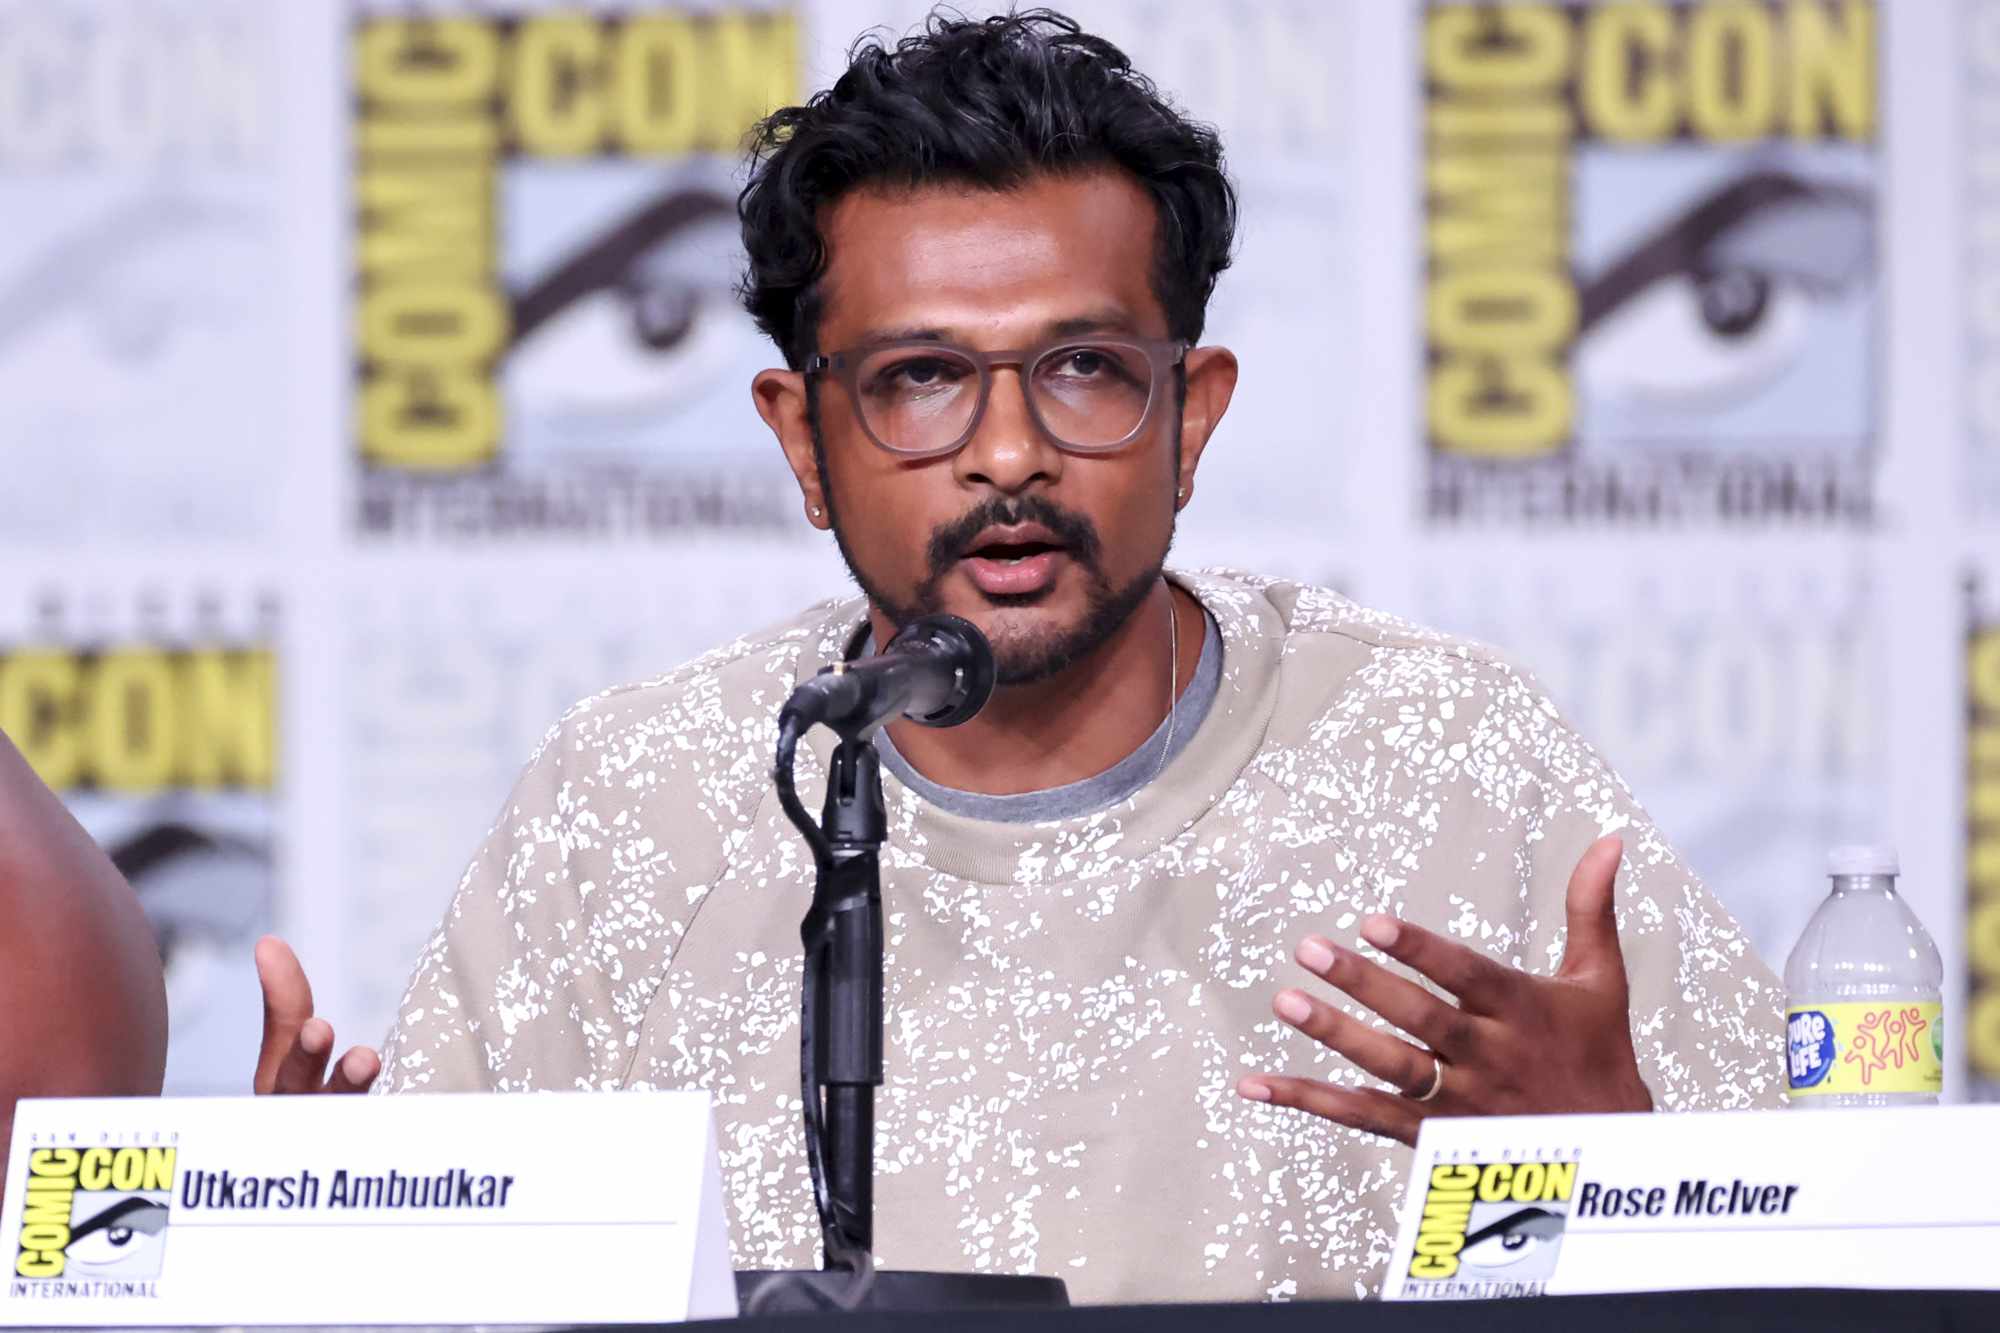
[254, 936, 380, 1094]
[1236, 835, 1654, 1145]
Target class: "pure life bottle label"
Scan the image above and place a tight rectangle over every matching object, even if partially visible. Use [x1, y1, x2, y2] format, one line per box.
[1783, 844, 1945, 1107]
[1786, 1002, 1944, 1097]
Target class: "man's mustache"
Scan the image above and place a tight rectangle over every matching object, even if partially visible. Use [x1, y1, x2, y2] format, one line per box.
[923, 496, 1104, 580]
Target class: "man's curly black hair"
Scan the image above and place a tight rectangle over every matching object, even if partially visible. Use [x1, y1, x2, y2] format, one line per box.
[737, 8, 1237, 370]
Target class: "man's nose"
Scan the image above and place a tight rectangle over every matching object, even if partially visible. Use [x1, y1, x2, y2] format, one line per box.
[951, 365, 1063, 494]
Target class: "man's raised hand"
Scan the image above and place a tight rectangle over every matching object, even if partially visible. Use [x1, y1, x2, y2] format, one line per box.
[1236, 835, 1654, 1145]
[253, 936, 380, 1094]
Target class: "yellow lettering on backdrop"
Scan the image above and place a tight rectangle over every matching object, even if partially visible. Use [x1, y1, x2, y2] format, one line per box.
[1425, 7, 1572, 91]
[1424, 2, 1573, 459]
[354, 20, 500, 106]
[355, 168, 492, 279]
[1579, 0, 1874, 142]
[353, 11, 797, 470]
[179, 649, 275, 790]
[511, 14, 608, 156]
[85, 651, 178, 793]
[1687, 4, 1778, 142]
[0, 651, 81, 789]
[360, 370, 504, 470]
[0, 648, 274, 791]
[354, 16, 503, 469]
[1787, 0, 1873, 140]
[1429, 357, 1574, 458]
[1969, 626, 2000, 1082]
[1581, 2, 1678, 143]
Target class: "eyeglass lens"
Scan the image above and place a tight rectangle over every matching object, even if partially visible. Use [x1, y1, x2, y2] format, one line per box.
[852, 342, 1155, 454]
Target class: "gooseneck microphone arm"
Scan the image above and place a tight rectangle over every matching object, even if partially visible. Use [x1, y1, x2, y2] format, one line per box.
[768, 615, 995, 1280]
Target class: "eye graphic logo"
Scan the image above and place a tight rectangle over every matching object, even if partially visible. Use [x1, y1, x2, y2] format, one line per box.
[1407, 1159, 1575, 1296]
[1573, 169, 1870, 417]
[350, 8, 806, 538]
[14, 1147, 177, 1283]
[1423, 0, 1878, 525]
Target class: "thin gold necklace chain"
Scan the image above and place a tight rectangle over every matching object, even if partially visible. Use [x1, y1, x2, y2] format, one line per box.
[1154, 580, 1179, 787]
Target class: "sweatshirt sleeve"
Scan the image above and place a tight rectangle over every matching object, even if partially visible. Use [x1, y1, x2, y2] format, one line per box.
[1604, 808, 1788, 1111]
[1471, 656, 1789, 1112]
[1321, 617, 1789, 1116]
[373, 685, 745, 1094]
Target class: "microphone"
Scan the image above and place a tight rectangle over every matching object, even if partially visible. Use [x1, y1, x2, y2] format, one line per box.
[781, 613, 996, 735]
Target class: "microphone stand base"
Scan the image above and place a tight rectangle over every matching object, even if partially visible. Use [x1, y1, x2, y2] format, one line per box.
[735, 1268, 1070, 1314]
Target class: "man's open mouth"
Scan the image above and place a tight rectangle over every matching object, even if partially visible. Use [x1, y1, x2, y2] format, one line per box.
[967, 539, 1063, 565]
[961, 522, 1066, 562]
[959, 524, 1069, 595]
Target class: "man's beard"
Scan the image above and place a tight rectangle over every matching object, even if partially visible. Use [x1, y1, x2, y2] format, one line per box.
[815, 452, 1167, 687]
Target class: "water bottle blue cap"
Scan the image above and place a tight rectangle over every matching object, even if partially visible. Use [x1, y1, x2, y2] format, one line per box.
[1827, 843, 1899, 876]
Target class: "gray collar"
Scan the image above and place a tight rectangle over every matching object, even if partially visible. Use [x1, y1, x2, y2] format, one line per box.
[873, 609, 1223, 823]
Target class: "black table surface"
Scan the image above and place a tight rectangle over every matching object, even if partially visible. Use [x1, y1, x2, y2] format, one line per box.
[657, 1288, 1998, 1333]
[25, 1287, 1995, 1329]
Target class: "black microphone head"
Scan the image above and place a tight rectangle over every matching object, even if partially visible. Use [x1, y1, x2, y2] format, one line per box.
[887, 613, 995, 728]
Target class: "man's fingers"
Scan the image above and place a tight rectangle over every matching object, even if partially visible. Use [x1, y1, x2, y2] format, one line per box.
[325, 1046, 382, 1095]
[267, 1016, 335, 1094]
[254, 936, 316, 1094]
[1237, 1076, 1423, 1147]
[252, 938, 375, 1095]
[255, 935, 314, 1026]
[1273, 989, 1439, 1096]
[1557, 835, 1627, 986]
[1297, 935, 1487, 1054]
[1352, 916, 1517, 1014]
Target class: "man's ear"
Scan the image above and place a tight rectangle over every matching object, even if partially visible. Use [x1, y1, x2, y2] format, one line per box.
[1174, 345, 1239, 509]
[752, 368, 829, 530]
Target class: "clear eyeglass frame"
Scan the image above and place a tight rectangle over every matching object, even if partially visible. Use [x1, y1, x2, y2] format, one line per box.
[805, 335, 1190, 460]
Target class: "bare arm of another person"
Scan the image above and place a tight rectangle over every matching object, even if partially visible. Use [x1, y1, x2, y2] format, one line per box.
[0, 729, 169, 1186]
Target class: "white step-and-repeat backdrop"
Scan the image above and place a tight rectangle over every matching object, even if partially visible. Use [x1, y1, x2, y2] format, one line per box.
[1, 0, 1993, 1103]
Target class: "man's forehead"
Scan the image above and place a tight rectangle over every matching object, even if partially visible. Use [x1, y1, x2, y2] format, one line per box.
[851, 306, 1148, 348]
[815, 170, 1164, 345]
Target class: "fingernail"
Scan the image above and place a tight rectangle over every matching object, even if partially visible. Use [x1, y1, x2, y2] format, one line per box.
[1297, 936, 1336, 973]
[1360, 916, 1400, 950]
[1275, 990, 1313, 1026]
[1237, 1078, 1272, 1103]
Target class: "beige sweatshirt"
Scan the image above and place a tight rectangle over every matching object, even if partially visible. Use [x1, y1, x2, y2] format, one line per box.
[375, 570, 1785, 1303]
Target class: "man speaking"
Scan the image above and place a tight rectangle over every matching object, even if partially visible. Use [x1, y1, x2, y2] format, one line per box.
[257, 9, 1784, 1302]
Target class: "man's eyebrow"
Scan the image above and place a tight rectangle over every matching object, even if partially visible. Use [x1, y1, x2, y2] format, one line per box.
[856, 324, 951, 344]
[1045, 309, 1142, 337]
[852, 309, 1145, 346]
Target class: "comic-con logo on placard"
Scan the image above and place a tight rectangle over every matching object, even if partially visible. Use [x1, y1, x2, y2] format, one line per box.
[1423, 0, 1876, 525]
[14, 1147, 178, 1292]
[1402, 1156, 1576, 1299]
[351, 6, 804, 538]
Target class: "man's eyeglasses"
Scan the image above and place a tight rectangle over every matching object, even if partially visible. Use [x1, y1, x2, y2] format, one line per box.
[806, 336, 1189, 459]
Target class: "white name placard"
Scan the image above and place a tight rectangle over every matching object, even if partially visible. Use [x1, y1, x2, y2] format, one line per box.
[1385, 1105, 2000, 1301]
[0, 1091, 737, 1327]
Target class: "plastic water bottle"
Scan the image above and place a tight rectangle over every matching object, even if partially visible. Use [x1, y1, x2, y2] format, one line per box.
[1783, 845, 1943, 1108]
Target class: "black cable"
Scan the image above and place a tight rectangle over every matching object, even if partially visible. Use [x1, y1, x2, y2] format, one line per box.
[774, 706, 832, 880]
[772, 710, 863, 1275]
